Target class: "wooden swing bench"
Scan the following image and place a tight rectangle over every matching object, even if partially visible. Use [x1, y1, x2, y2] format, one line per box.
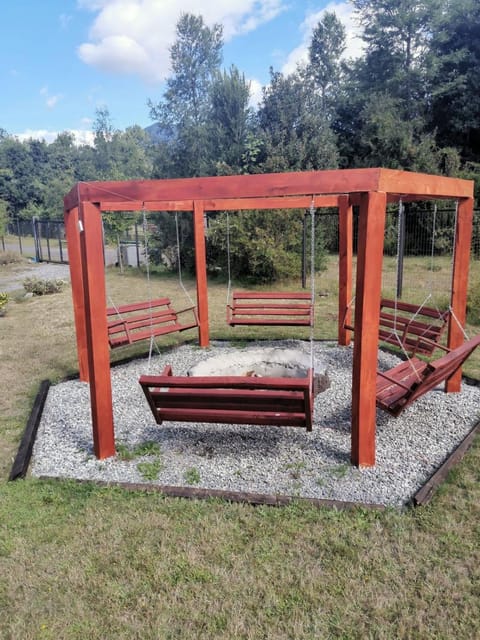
[139, 365, 314, 430]
[376, 334, 480, 416]
[344, 298, 450, 357]
[107, 298, 198, 349]
[227, 291, 313, 327]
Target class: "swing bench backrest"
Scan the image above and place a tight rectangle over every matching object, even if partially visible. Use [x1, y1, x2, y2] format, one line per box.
[227, 291, 313, 327]
[107, 298, 198, 349]
[139, 365, 314, 431]
[344, 298, 450, 357]
[376, 334, 480, 416]
[378, 298, 450, 356]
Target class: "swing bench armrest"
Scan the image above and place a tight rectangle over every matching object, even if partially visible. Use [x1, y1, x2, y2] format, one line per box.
[175, 304, 199, 327]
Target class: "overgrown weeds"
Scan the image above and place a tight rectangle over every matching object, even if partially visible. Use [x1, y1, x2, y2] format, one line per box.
[0, 250, 23, 265]
[23, 276, 66, 295]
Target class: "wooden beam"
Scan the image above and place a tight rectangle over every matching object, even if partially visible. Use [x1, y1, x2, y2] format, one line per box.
[338, 195, 353, 346]
[64, 169, 474, 213]
[202, 195, 341, 211]
[446, 197, 474, 392]
[98, 200, 195, 212]
[78, 202, 116, 459]
[193, 200, 209, 347]
[378, 169, 474, 199]
[96, 195, 341, 212]
[351, 191, 387, 467]
[64, 169, 382, 211]
[64, 206, 89, 381]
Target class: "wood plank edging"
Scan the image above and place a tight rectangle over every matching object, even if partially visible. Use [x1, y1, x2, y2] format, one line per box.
[9, 380, 50, 481]
[413, 420, 480, 506]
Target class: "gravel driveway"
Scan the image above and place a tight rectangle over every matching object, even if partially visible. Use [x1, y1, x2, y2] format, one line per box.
[0, 262, 71, 293]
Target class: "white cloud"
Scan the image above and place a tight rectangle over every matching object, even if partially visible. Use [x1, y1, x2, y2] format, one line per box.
[46, 95, 62, 109]
[40, 86, 63, 109]
[248, 78, 263, 108]
[77, 0, 288, 83]
[59, 13, 72, 29]
[15, 129, 95, 146]
[281, 1, 363, 76]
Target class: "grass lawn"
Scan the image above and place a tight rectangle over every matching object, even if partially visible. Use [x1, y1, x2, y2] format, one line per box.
[0, 254, 479, 639]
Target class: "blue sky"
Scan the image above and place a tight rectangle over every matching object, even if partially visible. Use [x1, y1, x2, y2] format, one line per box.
[1, 1, 360, 145]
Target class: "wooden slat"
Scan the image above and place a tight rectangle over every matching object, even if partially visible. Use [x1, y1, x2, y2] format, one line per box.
[106, 298, 172, 315]
[149, 408, 308, 427]
[106, 297, 197, 348]
[380, 298, 447, 320]
[139, 368, 314, 431]
[376, 334, 480, 416]
[233, 292, 312, 300]
[228, 291, 313, 327]
[346, 298, 450, 357]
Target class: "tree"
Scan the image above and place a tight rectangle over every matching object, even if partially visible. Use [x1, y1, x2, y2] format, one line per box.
[0, 198, 8, 238]
[149, 13, 223, 178]
[209, 66, 253, 174]
[352, 0, 440, 119]
[92, 107, 117, 178]
[257, 68, 339, 172]
[357, 91, 440, 171]
[429, 0, 480, 161]
[308, 11, 346, 114]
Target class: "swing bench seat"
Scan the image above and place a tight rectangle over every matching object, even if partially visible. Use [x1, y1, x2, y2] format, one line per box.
[376, 334, 480, 416]
[227, 291, 313, 327]
[107, 298, 198, 349]
[139, 365, 314, 430]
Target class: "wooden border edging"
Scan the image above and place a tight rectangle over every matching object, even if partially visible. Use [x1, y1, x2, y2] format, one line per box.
[38, 476, 386, 511]
[9, 379, 50, 481]
[413, 420, 480, 506]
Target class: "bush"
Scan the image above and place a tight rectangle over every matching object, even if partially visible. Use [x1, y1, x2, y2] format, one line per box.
[467, 276, 480, 326]
[23, 277, 66, 296]
[0, 292, 8, 315]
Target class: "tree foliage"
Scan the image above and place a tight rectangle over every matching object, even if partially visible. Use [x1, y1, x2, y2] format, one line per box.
[149, 13, 223, 178]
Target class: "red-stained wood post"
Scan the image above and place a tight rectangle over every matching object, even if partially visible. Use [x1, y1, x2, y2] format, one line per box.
[78, 201, 116, 459]
[193, 200, 210, 347]
[338, 195, 353, 346]
[446, 196, 474, 392]
[351, 191, 387, 467]
[64, 206, 89, 382]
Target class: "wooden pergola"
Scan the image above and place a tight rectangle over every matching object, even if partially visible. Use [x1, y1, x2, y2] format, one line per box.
[64, 168, 474, 467]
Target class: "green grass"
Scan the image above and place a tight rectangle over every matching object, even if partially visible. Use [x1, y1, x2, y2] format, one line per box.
[0, 256, 480, 638]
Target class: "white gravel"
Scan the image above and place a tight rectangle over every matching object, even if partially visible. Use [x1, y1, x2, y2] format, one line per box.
[31, 340, 480, 507]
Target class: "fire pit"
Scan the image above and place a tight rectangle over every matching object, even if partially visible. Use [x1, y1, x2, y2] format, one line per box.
[188, 346, 330, 395]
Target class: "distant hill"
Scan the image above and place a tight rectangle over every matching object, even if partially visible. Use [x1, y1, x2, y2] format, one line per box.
[144, 122, 175, 143]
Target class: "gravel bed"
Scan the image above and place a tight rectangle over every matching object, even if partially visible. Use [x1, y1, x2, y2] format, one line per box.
[31, 340, 480, 507]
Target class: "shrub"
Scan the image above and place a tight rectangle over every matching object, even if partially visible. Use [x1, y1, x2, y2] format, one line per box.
[0, 292, 8, 315]
[467, 276, 480, 326]
[23, 277, 66, 296]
